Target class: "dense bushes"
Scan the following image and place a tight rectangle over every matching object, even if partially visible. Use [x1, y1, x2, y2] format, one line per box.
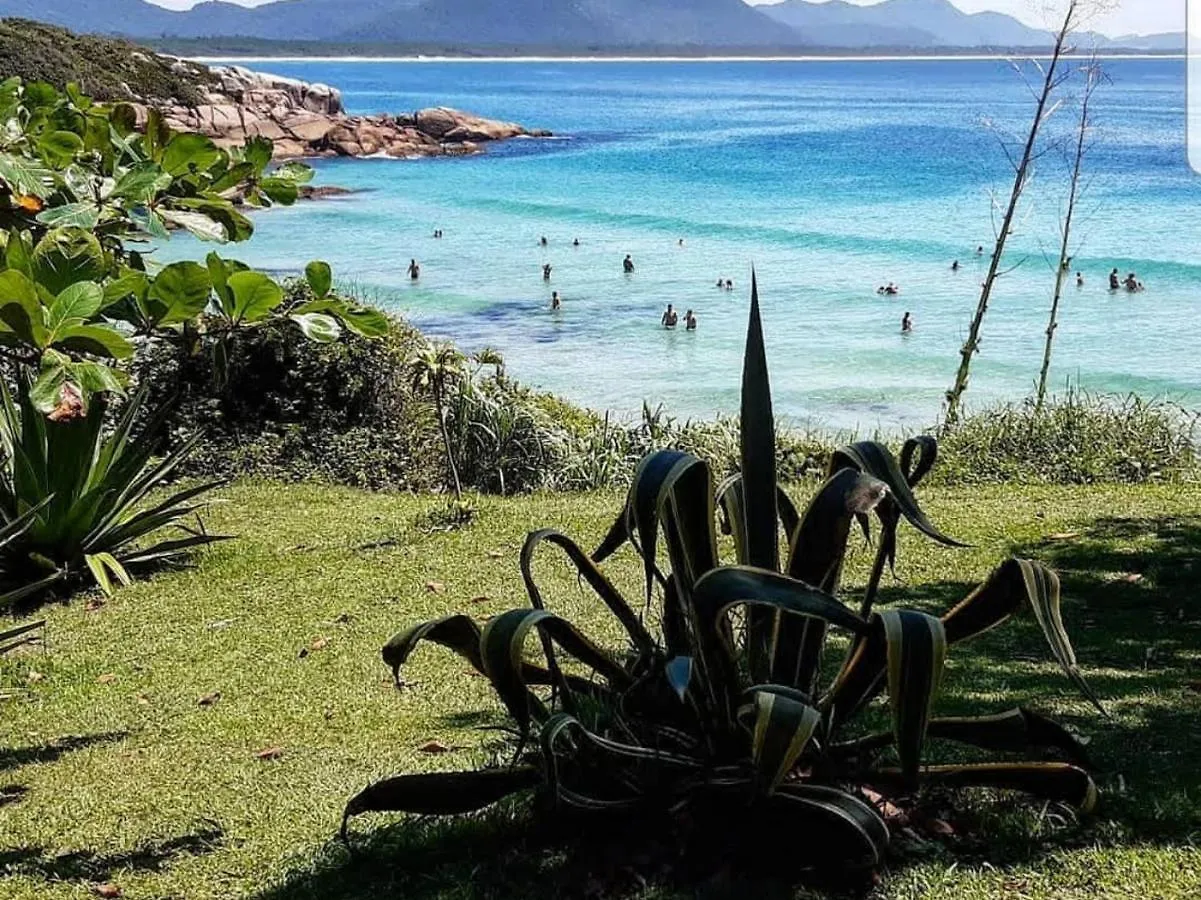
[147, 307, 1199, 495]
[0, 19, 214, 105]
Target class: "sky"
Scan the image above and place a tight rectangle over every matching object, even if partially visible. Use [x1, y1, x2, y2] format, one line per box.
[144, 0, 1184, 37]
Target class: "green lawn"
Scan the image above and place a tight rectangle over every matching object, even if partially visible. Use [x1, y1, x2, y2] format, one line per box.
[2, 480, 1200, 899]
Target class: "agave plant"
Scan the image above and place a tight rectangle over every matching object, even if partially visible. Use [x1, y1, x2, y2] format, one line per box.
[0, 381, 226, 608]
[345, 277, 1103, 869]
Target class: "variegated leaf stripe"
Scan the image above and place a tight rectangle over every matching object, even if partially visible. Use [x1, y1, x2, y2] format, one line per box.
[481, 609, 633, 732]
[521, 528, 656, 654]
[881, 609, 947, 781]
[743, 691, 822, 795]
[942, 558, 1105, 715]
[868, 762, 1098, 813]
[828, 440, 964, 548]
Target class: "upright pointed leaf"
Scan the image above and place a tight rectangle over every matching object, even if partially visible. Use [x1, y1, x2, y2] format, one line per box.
[740, 690, 821, 795]
[880, 609, 947, 782]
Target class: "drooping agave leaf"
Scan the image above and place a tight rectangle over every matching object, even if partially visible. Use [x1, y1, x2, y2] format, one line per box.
[775, 468, 887, 694]
[593, 450, 715, 603]
[899, 435, 938, 488]
[481, 609, 633, 733]
[690, 566, 867, 723]
[879, 610, 947, 783]
[829, 441, 963, 548]
[738, 690, 821, 795]
[942, 559, 1104, 715]
[867, 762, 1098, 813]
[836, 707, 1093, 769]
[342, 766, 542, 838]
[0, 618, 44, 655]
[383, 614, 485, 683]
[521, 529, 655, 656]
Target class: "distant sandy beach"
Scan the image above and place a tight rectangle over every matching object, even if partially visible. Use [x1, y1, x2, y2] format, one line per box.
[187, 54, 1188, 64]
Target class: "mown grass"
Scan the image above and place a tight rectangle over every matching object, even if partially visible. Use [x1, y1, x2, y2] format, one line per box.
[2, 480, 1200, 899]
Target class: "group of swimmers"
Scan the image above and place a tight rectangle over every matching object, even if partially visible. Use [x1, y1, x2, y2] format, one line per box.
[661, 303, 698, 331]
[715, 278, 735, 290]
[1109, 268, 1145, 292]
[877, 282, 901, 296]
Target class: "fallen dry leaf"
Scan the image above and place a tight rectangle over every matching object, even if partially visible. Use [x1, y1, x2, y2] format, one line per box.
[92, 883, 122, 899]
[425, 581, 445, 593]
[309, 637, 329, 652]
[926, 818, 956, 837]
[85, 598, 106, 612]
[136, 693, 151, 706]
[1048, 532, 1080, 542]
[26, 671, 44, 684]
[96, 673, 117, 685]
[1120, 572, 1144, 584]
[486, 550, 504, 559]
[255, 747, 284, 761]
[418, 740, 451, 754]
[198, 691, 221, 707]
[469, 595, 491, 605]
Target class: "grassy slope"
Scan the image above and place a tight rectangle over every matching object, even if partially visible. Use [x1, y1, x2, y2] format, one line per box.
[1, 480, 1200, 899]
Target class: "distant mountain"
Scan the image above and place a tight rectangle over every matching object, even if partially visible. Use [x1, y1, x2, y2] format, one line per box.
[0, 0, 1186, 51]
[761, 0, 1053, 48]
[1105, 32, 1186, 52]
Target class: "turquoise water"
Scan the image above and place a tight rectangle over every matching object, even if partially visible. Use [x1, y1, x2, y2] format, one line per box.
[170, 58, 1201, 429]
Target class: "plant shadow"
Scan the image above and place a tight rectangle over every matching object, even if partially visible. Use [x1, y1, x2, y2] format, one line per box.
[0, 731, 129, 774]
[0, 825, 224, 884]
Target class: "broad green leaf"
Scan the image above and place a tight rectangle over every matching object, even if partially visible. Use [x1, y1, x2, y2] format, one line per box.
[111, 163, 172, 203]
[5, 227, 32, 275]
[259, 176, 298, 205]
[291, 311, 341, 343]
[0, 151, 55, 197]
[29, 362, 70, 415]
[272, 160, 315, 184]
[305, 260, 332, 298]
[159, 208, 228, 243]
[293, 297, 390, 337]
[226, 271, 283, 324]
[35, 201, 100, 230]
[38, 130, 84, 165]
[0, 269, 48, 348]
[31, 227, 107, 294]
[130, 207, 170, 240]
[70, 361, 128, 396]
[102, 270, 149, 308]
[55, 323, 134, 360]
[161, 132, 221, 177]
[242, 136, 273, 172]
[48, 281, 103, 333]
[148, 261, 212, 326]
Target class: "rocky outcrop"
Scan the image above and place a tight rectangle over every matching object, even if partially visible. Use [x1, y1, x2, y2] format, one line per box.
[144, 65, 550, 160]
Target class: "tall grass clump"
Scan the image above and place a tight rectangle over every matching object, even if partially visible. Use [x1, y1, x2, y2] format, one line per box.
[936, 391, 1198, 485]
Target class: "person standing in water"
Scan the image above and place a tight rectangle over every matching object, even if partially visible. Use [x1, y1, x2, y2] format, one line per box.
[951, 260, 960, 272]
[551, 291, 561, 310]
[685, 309, 697, 331]
[407, 258, 420, 280]
[661, 304, 678, 328]
[901, 312, 913, 333]
[540, 236, 548, 247]
[1076, 272, 1085, 288]
[1109, 268, 1120, 290]
[542, 263, 552, 281]
[624, 254, 635, 274]
[573, 238, 580, 247]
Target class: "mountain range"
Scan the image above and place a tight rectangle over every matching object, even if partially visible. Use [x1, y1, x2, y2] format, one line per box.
[0, 0, 1185, 50]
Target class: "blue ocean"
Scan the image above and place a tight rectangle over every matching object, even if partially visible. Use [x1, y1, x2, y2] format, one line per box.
[170, 58, 1201, 429]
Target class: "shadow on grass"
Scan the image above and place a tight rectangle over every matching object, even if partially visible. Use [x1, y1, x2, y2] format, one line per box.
[0, 731, 129, 774]
[0, 825, 223, 883]
[257, 515, 1201, 900]
[254, 801, 875, 900]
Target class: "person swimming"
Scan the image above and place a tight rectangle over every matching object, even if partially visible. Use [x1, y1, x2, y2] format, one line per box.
[678, 238, 685, 247]
[542, 263, 552, 281]
[877, 282, 900, 296]
[951, 260, 960, 272]
[1109, 268, 1121, 290]
[551, 291, 561, 310]
[1076, 272, 1085, 287]
[901, 312, 913, 333]
[716, 278, 724, 288]
[725, 279, 734, 291]
[407, 258, 420, 280]
[976, 245, 984, 256]
[685, 309, 697, 331]
[540, 236, 548, 247]
[661, 304, 678, 328]
[573, 238, 580, 247]
[1124, 272, 1144, 292]
[624, 254, 635, 274]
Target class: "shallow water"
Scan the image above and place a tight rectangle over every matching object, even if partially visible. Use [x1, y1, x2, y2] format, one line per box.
[164, 58, 1201, 430]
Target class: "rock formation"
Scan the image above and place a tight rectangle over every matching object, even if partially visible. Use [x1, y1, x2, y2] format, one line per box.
[142, 65, 550, 160]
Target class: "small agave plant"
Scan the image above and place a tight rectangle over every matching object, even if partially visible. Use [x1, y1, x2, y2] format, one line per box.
[345, 277, 1103, 868]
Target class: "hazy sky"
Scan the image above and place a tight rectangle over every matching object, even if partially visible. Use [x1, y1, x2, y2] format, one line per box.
[145, 1, 1183, 37]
